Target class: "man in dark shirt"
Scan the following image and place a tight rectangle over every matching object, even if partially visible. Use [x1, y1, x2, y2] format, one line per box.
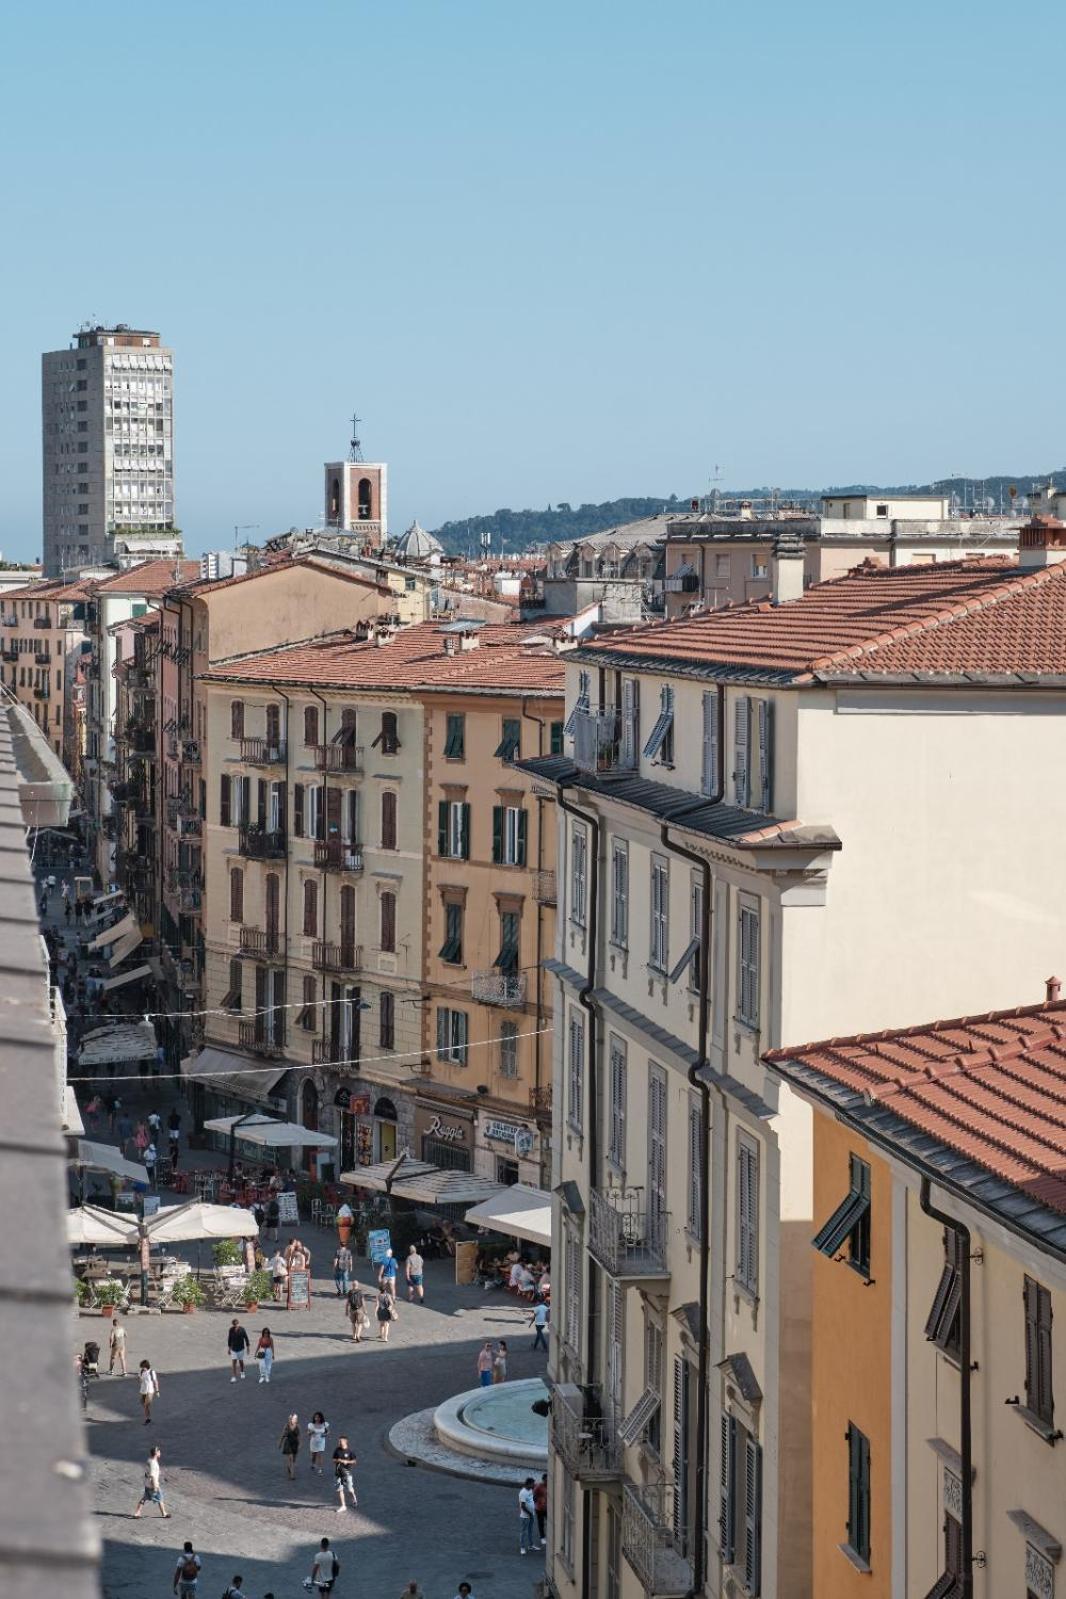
[227, 1318, 250, 1382]
[332, 1436, 357, 1512]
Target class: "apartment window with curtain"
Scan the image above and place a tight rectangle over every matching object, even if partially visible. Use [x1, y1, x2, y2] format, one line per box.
[439, 900, 464, 965]
[380, 891, 397, 953]
[570, 824, 587, 929]
[492, 803, 527, 866]
[444, 712, 465, 759]
[303, 705, 318, 747]
[567, 1012, 584, 1132]
[381, 790, 397, 850]
[379, 991, 395, 1050]
[649, 856, 669, 973]
[437, 799, 470, 860]
[230, 700, 244, 740]
[229, 867, 243, 924]
[302, 878, 318, 937]
[608, 1035, 626, 1169]
[610, 840, 628, 948]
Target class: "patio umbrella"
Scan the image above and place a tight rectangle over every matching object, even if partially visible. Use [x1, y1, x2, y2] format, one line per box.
[202, 1114, 338, 1149]
[72, 1139, 149, 1185]
[464, 1184, 552, 1249]
[66, 1204, 137, 1247]
[144, 1202, 259, 1244]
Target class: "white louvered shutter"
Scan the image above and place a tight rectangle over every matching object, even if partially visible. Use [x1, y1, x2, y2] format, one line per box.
[733, 696, 750, 806]
[701, 689, 718, 796]
[744, 1435, 763, 1593]
[719, 1413, 736, 1562]
[672, 1356, 688, 1542]
[757, 699, 774, 812]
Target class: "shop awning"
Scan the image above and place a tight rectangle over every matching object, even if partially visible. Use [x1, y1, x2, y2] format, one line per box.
[180, 1047, 289, 1107]
[338, 1154, 438, 1195]
[202, 1113, 338, 1149]
[101, 963, 152, 992]
[72, 1140, 148, 1184]
[108, 927, 144, 968]
[90, 890, 125, 912]
[78, 1021, 157, 1066]
[87, 912, 138, 951]
[66, 1204, 137, 1247]
[465, 1184, 552, 1248]
[390, 1167, 502, 1207]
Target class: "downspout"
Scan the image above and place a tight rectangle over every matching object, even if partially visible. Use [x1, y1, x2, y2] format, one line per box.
[309, 686, 331, 1060]
[919, 1178, 973, 1599]
[520, 700, 547, 1116]
[276, 689, 294, 1083]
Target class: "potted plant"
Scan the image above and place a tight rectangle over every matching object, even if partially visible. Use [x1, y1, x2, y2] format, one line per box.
[74, 1276, 89, 1310]
[171, 1276, 205, 1314]
[243, 1269, 272, 1312]
[212, 1238, 243, 1268]
[94, 1280, 126, 1318]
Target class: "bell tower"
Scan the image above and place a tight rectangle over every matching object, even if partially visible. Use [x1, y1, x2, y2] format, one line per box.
[323, 413, 388, 550]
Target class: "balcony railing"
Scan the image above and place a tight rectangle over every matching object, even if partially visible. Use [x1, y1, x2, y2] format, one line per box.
[34, 649, 51, 665]
[1, 615, 16, 627]
[33, 687, 50, 701]
[551, 1386, 621, 1481]
[530, 1084, 553, 1118]
[32, 616, 51, 630]
[313, 743, 363, 774]
[128, 729, 155, 755]
[312, 1038, 334, 1066]
[621, 1483, 692, 1597]
[314, 839, 364, 874]
[0, 647, 15, 662]
[239, 925, 279, 959]
[471, 969, 527, 1007]
[573, 707, 639, 776]
[312, 940, 361, 974]
[588, 1187, 670, 1280]
[180, 739, 201, 765]
[238, 1020, 285, 1058]
[237, 826, 287, 860]
[239, 737, 286, 766]
[531, 869, 557, 905]
[174, 885, 202, 914]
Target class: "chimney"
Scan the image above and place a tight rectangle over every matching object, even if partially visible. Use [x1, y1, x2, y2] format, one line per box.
[770, 532, 806, 605]
[1047, 975, 1061, 1003]
[1018, 515, 1066, 570]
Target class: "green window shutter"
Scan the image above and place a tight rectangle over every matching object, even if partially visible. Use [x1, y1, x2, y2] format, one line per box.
[219, 774, 231, 828]
[492, 806, 504, 864]
[460, 803, 470, 860]
[436, 1008, 448, 1057]
[550, 720, 564, 755]
[438, 801, 449, 857]
[517, 808, 528, 866]
[293, 784, 304, 838]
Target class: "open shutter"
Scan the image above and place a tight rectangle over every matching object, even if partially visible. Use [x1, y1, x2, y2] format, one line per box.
[1037, 1282, 1054, 1421]
[492, 806, 504, 864]
[672, 1356, 687, 1543]
[326, 786, 342, 837]
[758, 699, 774, 811]
[701, 690, 719, 796]
[437, 801, 448, 856]
[719, 1413, 736, 1563]
[436, 1008, 448, 1057]
[256, 779, 266, 830]
[517, 808, 528, 866]
[219, 774, 231, 827]
[293, 784, 304, 837]
[1025, 1277, 1040, 1411]
[743, 1436, 762, 1593]
[733, 696, 750, 806]
[460, 803, 471, 860]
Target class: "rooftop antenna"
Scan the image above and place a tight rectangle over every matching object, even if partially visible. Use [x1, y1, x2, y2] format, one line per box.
[234, 523, 259, 552]
[348, 413, 364, 464]
[480, 529, 492, 558]
[710, 463, 723, 514]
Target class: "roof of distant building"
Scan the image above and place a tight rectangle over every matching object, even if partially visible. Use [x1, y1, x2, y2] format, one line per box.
[91, 559, 201, 598]
[551, 513, 689, 552]
[174, 552, 388, 600]
[393, 520, 444, 561]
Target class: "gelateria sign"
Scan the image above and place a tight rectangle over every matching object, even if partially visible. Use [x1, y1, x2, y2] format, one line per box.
[414, 1104, 472, 1148]
[483, 1118, 524, 1144]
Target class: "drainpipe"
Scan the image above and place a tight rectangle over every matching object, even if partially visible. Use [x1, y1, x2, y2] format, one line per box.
[276, 689, 295, 1083]
[309, 686, 331, 1057]
[919, 1178, 973, 1599]
[520, 700, 547, 1119]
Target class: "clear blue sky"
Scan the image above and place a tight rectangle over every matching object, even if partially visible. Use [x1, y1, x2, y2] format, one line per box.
[1, 0, 1062, 560]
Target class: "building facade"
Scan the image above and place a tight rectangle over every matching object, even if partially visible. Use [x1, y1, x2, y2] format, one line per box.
[0, 578, 89, 762]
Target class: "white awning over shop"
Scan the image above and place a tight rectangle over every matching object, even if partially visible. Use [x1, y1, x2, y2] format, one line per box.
[180, 1047, 289, 1107]
[202, 1113, 338, 1150]
[72, 1140, 148, 1184]
[465, 1184, 552, 1248]
[338, 1154, 437, 1195]
[78, 1021, 157, 1066]
[101, 963, 152, 992]
[390, 1167, 502, 1207]
[108, 927, 144, 968]
[87, 912, 138, 951]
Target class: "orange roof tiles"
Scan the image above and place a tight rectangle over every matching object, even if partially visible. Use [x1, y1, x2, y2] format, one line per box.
[579, 557, 1066, 682]
[767, 1000, 1066, 1213]
[92, 559, 201, 597]
[205, 622, 566, 696]
[176, 553, 387, 599]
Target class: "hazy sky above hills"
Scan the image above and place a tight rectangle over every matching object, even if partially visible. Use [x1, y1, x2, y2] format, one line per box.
[0, 0, 1062, 559]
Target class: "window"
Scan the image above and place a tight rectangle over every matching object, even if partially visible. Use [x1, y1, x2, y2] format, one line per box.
[302, 878, 318, 937]
[437, 800, 470, 859]
[265, 873, 280, 954]
[495, 718, 521, 761]
[379, 991, 395, 1050]
[643, 684, 675, 765]
[495, 909, 521, 973]
[380, 791, 397, 850]
[650, 856, 669, 972]
[924, 1230, 962, 1358]
[219, 773, 232, 827]
[235, 775, 251, 828]
[439, 901, 464, 965]
[265, 703, 281, 751]
[550, 720, 565, 755]
[737, 898, 760, 1026]
[492, 804, 527, 866]
[222, 958, 242, 1012]
[444, 713, 465, 759]
[436, 1007, 469, 1065]
[846, 1424, 871, 1565]
[687, 1097, 704, 1239]
[925, 1511, 963, 1599]
[757, 700, 774, 812]
[643, 1314, 664, 1455]
[876, 502, 888, 517]
[496, 1154, 520, 1185]
[293, 783, 304, 837]
[308, 784, 323, 841]
[563, 670, 590, 737]
[1024, 1275, 1055, 1428]
[499, 1020, 518, 1078]
[380, 891, 396, 953]
[813, 1155, 872, 1278]
[567, 1012, 584, 1132]
[719, 1416, 763, 1591]
[608, 1036, 626, 1168]
[701, 689, 719, 797]
[230, 700, 244, 740]
[737, 1135, 760, 1297]
[733, 696, 751, 806]
[374, 710, 400, 754]
[229, 867, 243, 924]
[610, 840, 628, 948]
[303, 706, 319, 747]
[568, 827, 595, 943]
[297, 974, 317, 1030]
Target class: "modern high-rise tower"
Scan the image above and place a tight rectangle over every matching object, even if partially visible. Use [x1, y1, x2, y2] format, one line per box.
[41, 324, 175, 575]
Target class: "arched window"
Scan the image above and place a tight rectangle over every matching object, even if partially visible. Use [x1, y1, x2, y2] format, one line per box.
[301, 1078, 319, 1131]
[229, 867, 243, 924]
[304, 706, 319, 747]
[374, 1096, 397, 1121]
[357, 477, 372, 520]
[381, 791, 397, 850]
[329, 476, 341, 520]
[302, 878, 318, 937]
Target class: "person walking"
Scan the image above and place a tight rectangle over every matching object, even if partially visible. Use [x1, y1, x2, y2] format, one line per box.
[167, 1108, 181, 1166]
[143, 1141, 158, 1189]
[530, 1299, 549, 1351]
[220, 1578, 244, 1599]
[269, 1249, 288, 1304]
[254, 1327, 275, 1384]
[173, 1541, 201, 1598]
[108, 1316, 128, 1377]
[376, 1287, 396, 1342]
[307, 1411, 330, 1474]
[533, 1473, 548, 1547]
[405, 1244, 424, 1303]
[133, 1444, 169, 1518]
[377, 1247, 400, 1303]
[332, 1435, 357, 1512]
[518, 1477, 538, 1554]
[476, 1341, 494, 1387]
[147, 1109, 162, 1142]
[332, 1242, 353, 1298]
[265, 1195, 280, 1243]
[228, 1317, 250, 1381]
[279, 1412, 300, 1479]
[138, 1359, 159, 1424]
[493, 1339, 508, 1384]
[346, 1283, 368, 1343]
[310, 1537, 340, 1595]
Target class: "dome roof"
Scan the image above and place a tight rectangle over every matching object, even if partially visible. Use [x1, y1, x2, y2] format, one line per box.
[393, 519, 444, 561]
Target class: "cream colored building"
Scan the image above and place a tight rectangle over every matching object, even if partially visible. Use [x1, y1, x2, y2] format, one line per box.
[0, 577, 89, 762]
[523, 525, 1066, 1599]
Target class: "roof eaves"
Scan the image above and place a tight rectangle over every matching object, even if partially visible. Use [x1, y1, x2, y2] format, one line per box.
[568, 645, 800, 686]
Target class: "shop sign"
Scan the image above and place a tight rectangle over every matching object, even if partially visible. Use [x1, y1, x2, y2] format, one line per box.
[415, 1104, 472, 1147]
[483, 1118, 523, 1144]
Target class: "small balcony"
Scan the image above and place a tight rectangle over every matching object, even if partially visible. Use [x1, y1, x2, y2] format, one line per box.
[530, 1084, 553, 1119]
[34, 649, 51, 665]
[314, 839, 364, 874]
[238, 1020, 285, 1058]
[177, 815, 201, 838]
[312, 1037, 334, 1066]
[239, 737, 286, 766]
[573, 707, 638, 776]
[471, 969, 526, 1007]
[33, 686, 50, 702]
[1, 647, 15, 663]
[313, 743, 363, 775]
[312, 940, 361, 974]
[1, 615, 16, 627]
[238, 925, 279, 960]
[531, 869, 557, 906]
[174, 885, 201, 914]
[237, 826, 287, 860]
[180, 739, 201, 765]
[551, 1386, 621, 1482]
[32, 616, 51, 630]
[126, 665, 151, 691]
[588, 1187, 670, 1281]
[621, 1483, 692, 1598]
[128, 729, 155, 755]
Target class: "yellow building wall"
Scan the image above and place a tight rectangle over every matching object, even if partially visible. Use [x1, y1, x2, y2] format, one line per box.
[811, 1114, 892, 1599]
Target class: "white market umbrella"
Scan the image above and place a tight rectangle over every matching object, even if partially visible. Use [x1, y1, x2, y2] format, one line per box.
[391, 1167, 502, 1207]
[464, 1184, 552, 1249]
[338, 1154, 437, 1195]
[144, 1202, 259, 1244]
[66, 1204, 137, 1247]
[203, 1113, 337, 1149]
[73, 1139, 149, 1185]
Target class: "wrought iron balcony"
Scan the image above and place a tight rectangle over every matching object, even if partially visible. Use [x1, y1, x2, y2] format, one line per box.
[1, 615, 16, 627]
[174, 885, 202, 914]
[529, 1084, 553, 1118]
[238, 925, 279, 959]
[471, 969, 526, 1007]
[238, 1020, 285, 1058]
[32, 616, 51, 630]
[239, 737, 286, 766]
[312, 940, 361, 974]
[573, 707, 639, 776]
[621, 1483, 692, 1597]
[126, 665, 151, 691]
[180, 739, 201, 765]
[313, 742, 363, 774]
[34, 649, 51, 665]
[314, 839, 364, 874]
[32, 686, 50, 701]
[1, 647, 16, 662]
[128, 729, 155, 755]
[237, 826, 286, 860]
[312, 1037, 335, 1065]
[551, 1386, 621, 1482]
[588, 1187, 670, 1280]
[177, 815, 201, 838]
[531, 869, 557, 906]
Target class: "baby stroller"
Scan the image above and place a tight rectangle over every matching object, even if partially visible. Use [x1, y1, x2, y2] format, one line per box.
[81, 1341, 100, 1378]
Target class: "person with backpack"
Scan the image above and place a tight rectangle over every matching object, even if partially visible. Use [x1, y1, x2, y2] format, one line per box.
[173, 1542, 201, 1597]
[310, 1536, 340, 1594]
[220, 1578, 244, 1599]
[228, 1318, 250, 1382]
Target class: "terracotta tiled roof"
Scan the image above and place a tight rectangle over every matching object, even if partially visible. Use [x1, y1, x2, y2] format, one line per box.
[92, 560, 201, 597]
[176, 553, 387, 598]
[576, 557, 1066, 682]
[9, 578, 91, 601]
[766, 999, 1066, 1215]
[205, 621, 566, 695]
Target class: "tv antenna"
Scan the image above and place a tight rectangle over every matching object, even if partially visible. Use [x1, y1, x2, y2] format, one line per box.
[348, 413, 364, 463]
[710, 463, 723, 514]
[479, 529, 492, 557]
